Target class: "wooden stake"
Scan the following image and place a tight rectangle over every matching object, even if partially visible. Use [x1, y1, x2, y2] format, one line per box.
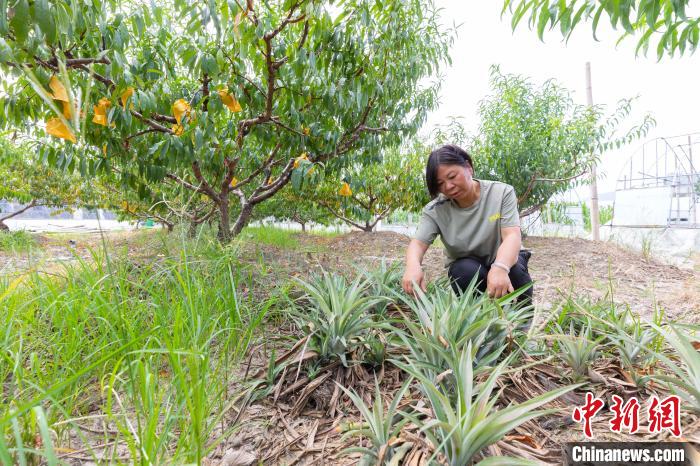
[586, 62, 600, 241]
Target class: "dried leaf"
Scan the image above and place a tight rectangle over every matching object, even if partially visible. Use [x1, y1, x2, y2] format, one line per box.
[92, 97, 111, 126]
[230, 177, 239, 187]
[45, 117, 76, 143]
[61, 100, 72, 119]
[172, 98, 192, 125]
[338, 182, 352, 197]
[49, 75, 69, 102]
[218, 88, 242, 112]
[120, 87, 134, 108]
[172, 124, 184, 136]
[293, 152, 308, 168]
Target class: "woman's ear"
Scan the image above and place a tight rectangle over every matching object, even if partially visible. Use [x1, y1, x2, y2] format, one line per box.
[466, 164, 474, 177]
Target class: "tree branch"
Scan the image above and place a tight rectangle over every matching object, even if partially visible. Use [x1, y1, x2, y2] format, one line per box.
[191, 161, 220, 202]
[234, 143, 282, 189]
[319, 201, 367, 231]
[0, 200, 40, 222]
[249, 158, 296, 204]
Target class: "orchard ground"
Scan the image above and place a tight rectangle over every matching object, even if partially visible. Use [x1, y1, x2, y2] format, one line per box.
[3, 228, 698, 321]
[1, 227, 699, 464]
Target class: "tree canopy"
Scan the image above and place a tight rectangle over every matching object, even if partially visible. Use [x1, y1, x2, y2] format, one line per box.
[470, 67, 655, 216]
[502, 0, 699, 59]
[0, 137, 85, 229]
[1, 0, 452, 240]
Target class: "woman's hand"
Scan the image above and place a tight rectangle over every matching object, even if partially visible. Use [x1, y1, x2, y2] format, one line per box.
[486, 267, 513, 299]
[403, 239, 430, 296]
[402, 265, 426, 296]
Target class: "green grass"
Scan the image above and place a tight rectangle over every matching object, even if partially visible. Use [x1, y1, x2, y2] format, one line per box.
[0, 234, 276, 465]
[240, 225, 338, 250]
[0, 231, 36, 252]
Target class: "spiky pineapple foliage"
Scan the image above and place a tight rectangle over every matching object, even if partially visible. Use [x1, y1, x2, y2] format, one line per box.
[553, 323, 604, 382]
[649, 324, 700, 413]
[396, 278, 532, 381]
[338, 377, 413, 465]
[292, 271, 388, 366]
[397, 342, 579, 466]
[357, 259, 404, 315]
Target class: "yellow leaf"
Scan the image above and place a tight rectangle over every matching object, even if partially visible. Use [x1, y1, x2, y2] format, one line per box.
[293, 152, 308, 168]
[61, 100, 72, 119]
[339, 182, 352, 197]
[49, 75, 69, 102]
[92, 97, 112, 127]
[218, 88, 242, 112]
[307, 166, 315, 175]
[121, 87, 134, 108]
[230, 177, 239, 187]
[92, 113, 107, 126]
[267, 176, 276, 186]
[172, 98, 191, 125]
[46, 118, 76, 143]
[302, 126, 310, 136]
[172, 124, 184, 136]
[102, 144, 107, 156]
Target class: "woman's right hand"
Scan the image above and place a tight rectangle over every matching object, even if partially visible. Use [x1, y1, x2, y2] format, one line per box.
[402, 265, 426, 296]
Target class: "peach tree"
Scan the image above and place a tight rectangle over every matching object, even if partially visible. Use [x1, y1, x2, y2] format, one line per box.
[285, 141, 428, 231]
[0, 0, 451, 241]
[0, 137, 86, 230]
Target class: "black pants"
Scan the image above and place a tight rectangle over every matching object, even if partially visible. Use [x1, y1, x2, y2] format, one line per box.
[448, 250, 533, 304]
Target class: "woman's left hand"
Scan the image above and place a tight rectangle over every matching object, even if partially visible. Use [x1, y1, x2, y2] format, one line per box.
[486, 267, 514, 299]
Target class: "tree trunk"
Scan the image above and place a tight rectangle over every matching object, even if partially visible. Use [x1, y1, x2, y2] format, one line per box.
[301, 222, 306, 232]
[0, 221, 8, 232]
[217, 195, 232, 242]
[231, 203, 254, 238]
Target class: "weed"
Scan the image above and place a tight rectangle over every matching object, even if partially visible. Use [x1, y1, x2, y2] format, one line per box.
[0, 230, 36, 252]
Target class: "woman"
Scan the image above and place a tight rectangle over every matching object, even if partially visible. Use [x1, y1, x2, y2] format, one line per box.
[402, 144, 533, 302]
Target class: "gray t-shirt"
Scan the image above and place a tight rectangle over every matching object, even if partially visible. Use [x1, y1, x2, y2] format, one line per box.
[413, 179, 520, 266]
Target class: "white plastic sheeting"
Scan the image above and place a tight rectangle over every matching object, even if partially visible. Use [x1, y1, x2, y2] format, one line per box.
[613, 187, 673, 226]
[600, 225, 700, 269]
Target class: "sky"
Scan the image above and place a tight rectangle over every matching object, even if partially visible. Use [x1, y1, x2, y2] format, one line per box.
[426, 1, 700, 197]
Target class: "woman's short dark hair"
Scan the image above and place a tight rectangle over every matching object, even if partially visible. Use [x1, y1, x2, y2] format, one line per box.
[425, 144, 473, 199]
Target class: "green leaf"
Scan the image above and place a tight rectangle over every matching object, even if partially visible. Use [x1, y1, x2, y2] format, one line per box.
[0, 0, 8, 35]
[0, 37, 13, 63]
[33, 0, 56, 44]
[9, 0, 30, 43]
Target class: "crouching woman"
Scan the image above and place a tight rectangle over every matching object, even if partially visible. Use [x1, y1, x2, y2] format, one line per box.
[402, 144, 533, 303]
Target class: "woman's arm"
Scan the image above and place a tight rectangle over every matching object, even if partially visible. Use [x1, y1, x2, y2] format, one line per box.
[402, 239, 430, 295]
[486, 226, 521, 298]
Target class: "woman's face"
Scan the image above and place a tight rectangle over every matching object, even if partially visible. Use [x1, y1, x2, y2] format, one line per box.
[435, 164, 474, 200]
